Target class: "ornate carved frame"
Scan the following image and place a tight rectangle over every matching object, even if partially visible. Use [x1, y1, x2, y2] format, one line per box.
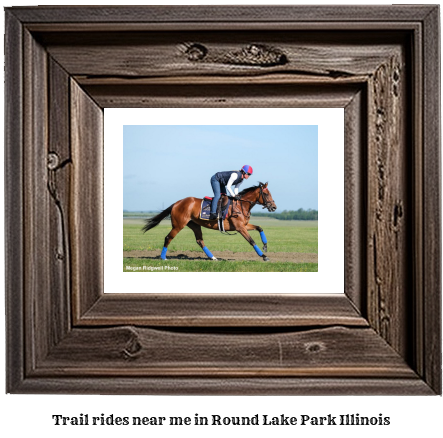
[5, 6, 441, 394]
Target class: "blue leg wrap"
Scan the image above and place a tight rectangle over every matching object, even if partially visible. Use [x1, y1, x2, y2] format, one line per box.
[203, 246, 214, 259]
[253, 244, 264, 257]
[160, 247, 168, 260]
[260, 231, 267, 244]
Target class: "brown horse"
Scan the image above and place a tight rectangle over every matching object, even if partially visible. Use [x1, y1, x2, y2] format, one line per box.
[142, 182, 277, 261]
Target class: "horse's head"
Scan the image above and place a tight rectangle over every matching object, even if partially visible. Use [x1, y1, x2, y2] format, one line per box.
[259, 182, 277, 212]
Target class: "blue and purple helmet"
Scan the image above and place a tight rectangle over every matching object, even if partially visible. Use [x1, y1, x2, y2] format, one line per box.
[242, 165, 253, 175]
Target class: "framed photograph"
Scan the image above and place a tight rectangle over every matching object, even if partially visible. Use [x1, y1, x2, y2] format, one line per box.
[105, 107, 343, 295]
[119, 119, 321, 273]
[5, 5, 441, 394]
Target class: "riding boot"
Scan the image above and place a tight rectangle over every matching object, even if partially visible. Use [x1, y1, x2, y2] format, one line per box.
[209, 213, 218, 220]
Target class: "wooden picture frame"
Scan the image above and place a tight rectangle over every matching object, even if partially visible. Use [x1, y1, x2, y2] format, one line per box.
[5, 5, 441, 394]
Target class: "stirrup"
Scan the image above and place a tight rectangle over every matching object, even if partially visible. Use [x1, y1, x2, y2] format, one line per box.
[209, 213, 218, 220]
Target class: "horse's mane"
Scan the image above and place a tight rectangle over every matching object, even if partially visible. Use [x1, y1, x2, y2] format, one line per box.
[238, 182, 267, 197]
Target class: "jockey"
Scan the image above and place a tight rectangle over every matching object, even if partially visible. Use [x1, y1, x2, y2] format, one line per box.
[209, 165, 253, 220]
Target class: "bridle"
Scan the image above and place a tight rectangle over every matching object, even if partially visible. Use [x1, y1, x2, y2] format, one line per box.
[259, 185, 274, 211]
[233, 184, 274, 215]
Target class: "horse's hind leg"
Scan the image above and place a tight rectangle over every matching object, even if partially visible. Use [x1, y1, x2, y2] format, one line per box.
[160, 227, 183, 260]
[187, 221, 217, 260]
[246, 223, 268, 252]
[161, 217, 188, 260]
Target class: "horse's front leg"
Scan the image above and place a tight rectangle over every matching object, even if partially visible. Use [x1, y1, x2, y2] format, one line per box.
[246, 223, 268, 253]
[238, 226, 269, 262]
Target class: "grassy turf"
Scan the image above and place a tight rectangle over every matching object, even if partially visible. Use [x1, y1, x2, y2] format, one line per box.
[123, 217, 318, 272]
[123, 217, 318, 254]
[123, 257, 318, 273]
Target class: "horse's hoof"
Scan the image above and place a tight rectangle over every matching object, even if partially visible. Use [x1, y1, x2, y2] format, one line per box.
[263, 244, 267, 252]
[263, 256, 270, 262]
[212, 257, 218, 261]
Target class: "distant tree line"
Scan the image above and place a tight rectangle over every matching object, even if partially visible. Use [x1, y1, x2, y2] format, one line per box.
[124, 208, 318, 220]
[251, 208, 318, 220]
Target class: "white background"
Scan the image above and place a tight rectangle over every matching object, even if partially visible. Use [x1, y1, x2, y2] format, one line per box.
[1, 1, 442, 437]
[106, 108, 343, 293]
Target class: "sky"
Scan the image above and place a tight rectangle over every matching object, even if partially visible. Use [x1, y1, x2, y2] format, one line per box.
[123, 125, 318, 212]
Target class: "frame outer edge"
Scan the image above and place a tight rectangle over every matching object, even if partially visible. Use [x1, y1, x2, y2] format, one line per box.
[423, 6, 441, 395]
[6, 5, 438, 23]
[11, 377, 435, 396]
[5, 11, 24, 392]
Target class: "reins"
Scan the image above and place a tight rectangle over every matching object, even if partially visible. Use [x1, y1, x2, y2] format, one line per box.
[232, 198, 252, 218]
[231, 185, 271, 217]
[239, 185, 272, 208]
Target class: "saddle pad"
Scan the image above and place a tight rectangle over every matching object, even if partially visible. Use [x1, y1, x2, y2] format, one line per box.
[199, 196, 231, 220]
[200, 197, 212, 220]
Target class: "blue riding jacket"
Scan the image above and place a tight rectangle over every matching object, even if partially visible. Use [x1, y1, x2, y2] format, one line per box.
[215, 171, 244, 192]
[210, 170, 244, 215]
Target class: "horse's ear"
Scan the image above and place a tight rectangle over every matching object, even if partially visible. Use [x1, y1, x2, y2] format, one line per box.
[264, 182, 268, 188]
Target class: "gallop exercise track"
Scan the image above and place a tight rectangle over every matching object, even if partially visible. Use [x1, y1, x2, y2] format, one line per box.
[142, 183, 277, 261]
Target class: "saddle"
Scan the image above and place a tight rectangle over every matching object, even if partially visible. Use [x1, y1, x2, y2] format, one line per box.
[200, 194, 231, 220]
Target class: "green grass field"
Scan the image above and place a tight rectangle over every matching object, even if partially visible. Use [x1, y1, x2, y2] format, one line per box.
[123, 257, 317, 272]
[123, 217, 318, 272]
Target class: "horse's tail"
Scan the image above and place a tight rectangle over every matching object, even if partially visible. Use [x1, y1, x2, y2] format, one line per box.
[142, 204, 174, 233]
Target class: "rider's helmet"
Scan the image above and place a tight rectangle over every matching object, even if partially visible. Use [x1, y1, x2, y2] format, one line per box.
[241, 165, 253, 175]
